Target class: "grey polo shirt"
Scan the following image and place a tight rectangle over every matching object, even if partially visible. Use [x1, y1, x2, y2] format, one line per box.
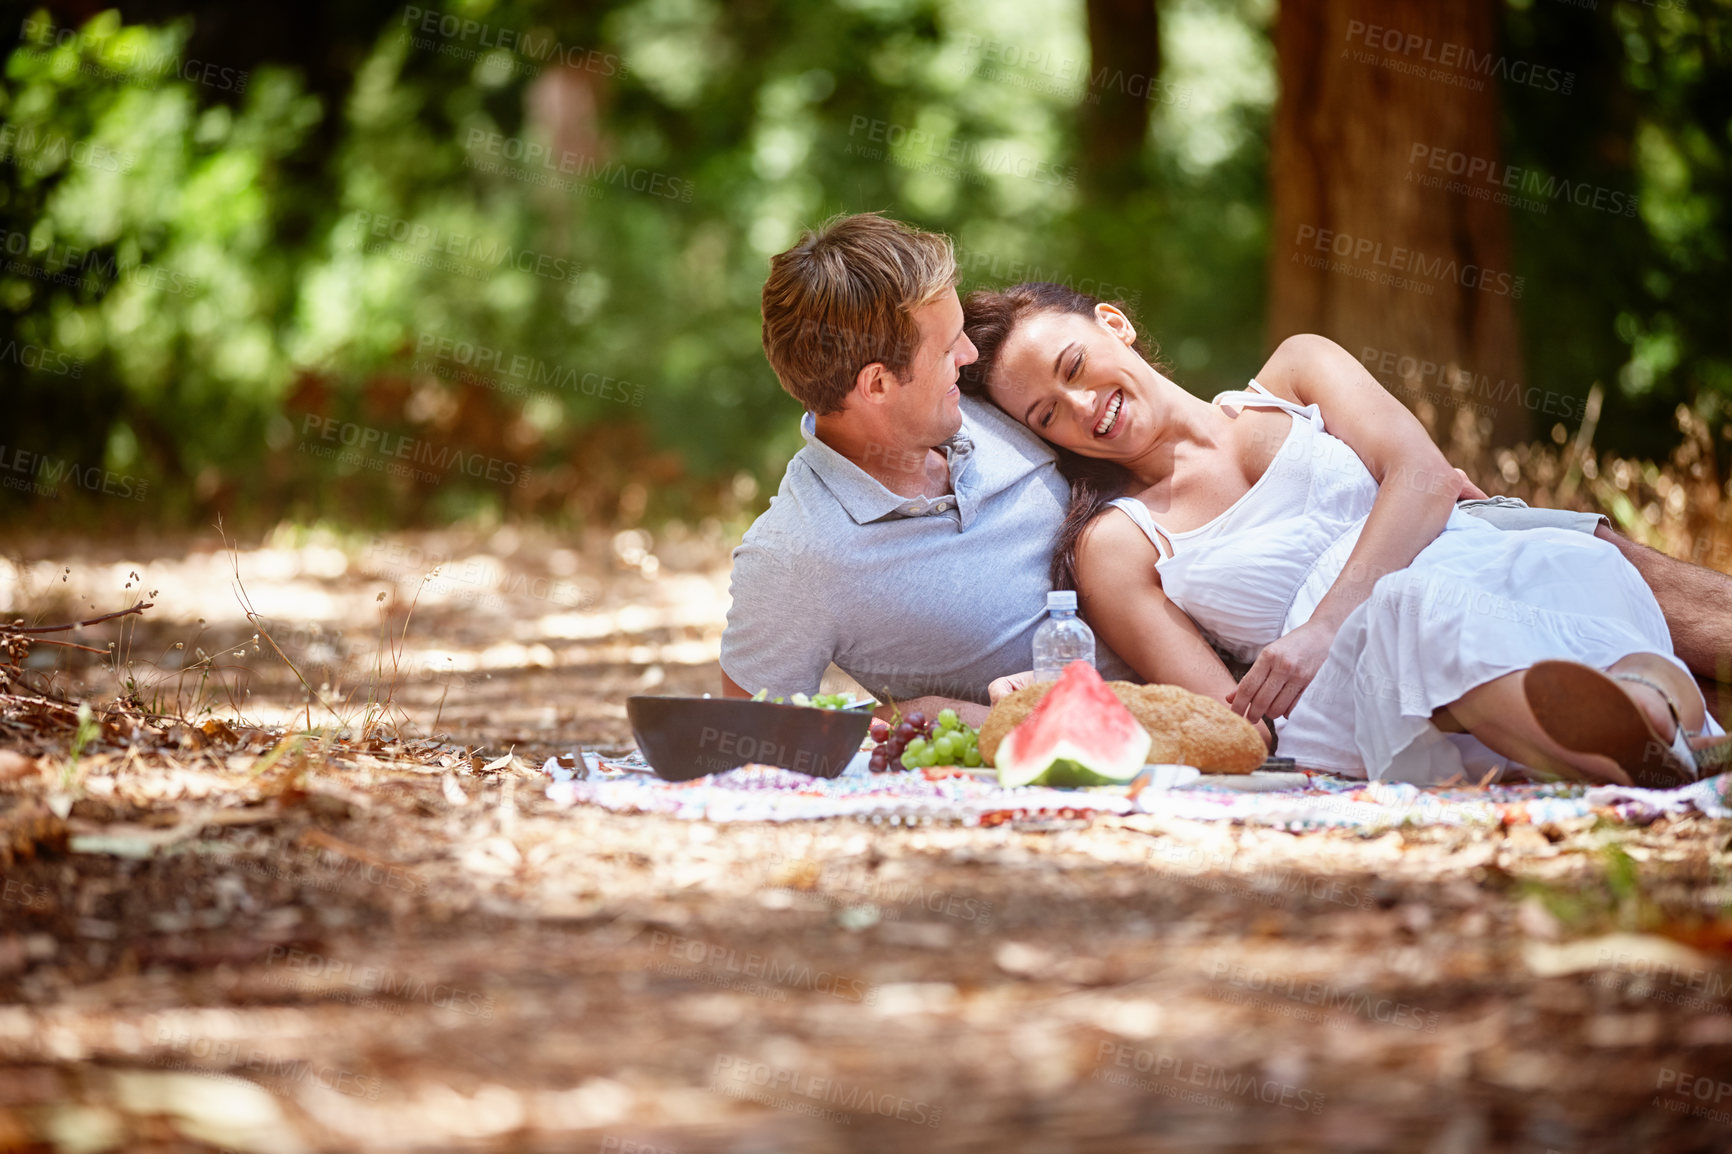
[721, 395, 1134, 704]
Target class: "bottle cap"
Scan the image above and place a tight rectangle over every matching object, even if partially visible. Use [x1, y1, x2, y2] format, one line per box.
[1046, 590, 1077, 612]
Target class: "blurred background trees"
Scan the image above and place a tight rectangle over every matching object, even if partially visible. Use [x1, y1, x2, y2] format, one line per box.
[1269, 0, 1526, 443]
[1, 0, 1728, 535]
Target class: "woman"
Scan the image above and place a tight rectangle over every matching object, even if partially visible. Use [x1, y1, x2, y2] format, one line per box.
[961, 283, 1724, 787]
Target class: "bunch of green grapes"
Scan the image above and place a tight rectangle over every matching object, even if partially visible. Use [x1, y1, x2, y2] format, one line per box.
[897, 708, 982, 769]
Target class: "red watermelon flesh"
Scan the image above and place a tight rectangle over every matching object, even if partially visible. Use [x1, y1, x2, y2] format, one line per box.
[996, 661, 1152, 787]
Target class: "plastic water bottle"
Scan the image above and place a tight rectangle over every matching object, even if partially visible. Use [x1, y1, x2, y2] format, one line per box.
[1033, 590, 1094, 682]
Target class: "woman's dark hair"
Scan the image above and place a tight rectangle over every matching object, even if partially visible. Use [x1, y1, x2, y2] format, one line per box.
[962, 283, 1163, 595]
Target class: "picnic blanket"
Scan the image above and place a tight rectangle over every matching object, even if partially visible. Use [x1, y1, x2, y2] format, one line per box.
[544, 752, 1732, 830]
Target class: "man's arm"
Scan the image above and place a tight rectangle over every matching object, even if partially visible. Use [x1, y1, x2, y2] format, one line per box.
[878, 695, 989, 728]
[724, 669, 986, 726]
[719, 537, 838, 702]
[1594, 524, 1732, 686]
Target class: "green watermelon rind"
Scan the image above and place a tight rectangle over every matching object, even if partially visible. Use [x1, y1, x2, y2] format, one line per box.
[1023, 758, 1130, 789]
[996, 662, 1153, 788]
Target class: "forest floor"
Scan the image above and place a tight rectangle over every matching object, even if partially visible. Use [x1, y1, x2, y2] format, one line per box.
[2, 525, 1732, 1153]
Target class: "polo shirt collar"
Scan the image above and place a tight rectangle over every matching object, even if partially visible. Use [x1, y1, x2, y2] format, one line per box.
[799, 411, 974, 526]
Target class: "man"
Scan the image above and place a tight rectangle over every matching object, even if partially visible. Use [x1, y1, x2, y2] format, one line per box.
[719, 213, 1117, 726]
[721, 212, 1732, 728]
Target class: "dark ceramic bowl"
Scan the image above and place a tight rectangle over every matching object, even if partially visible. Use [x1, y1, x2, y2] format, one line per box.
[626, 695, 872, 781]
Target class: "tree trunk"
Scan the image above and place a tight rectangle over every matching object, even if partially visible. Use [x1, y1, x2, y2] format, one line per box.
[1269, 0, 1528, 447]
[1082, 0, 1160, 199]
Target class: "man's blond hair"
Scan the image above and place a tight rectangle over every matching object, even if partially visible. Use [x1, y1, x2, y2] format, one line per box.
[761, 213, 957, 415]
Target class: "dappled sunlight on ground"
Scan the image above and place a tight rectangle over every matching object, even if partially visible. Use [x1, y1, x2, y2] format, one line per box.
[2, 522, 735, 756]
[5, 524, 1732, 1152]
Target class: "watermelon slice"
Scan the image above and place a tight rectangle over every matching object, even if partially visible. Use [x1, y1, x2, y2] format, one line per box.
[996, 661, 1152, 787]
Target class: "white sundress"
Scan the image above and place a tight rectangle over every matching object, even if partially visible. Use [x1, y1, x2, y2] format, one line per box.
[1106, 380, 1707, 784]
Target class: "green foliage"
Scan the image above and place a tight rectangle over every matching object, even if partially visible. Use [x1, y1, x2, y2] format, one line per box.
[0, 0, 1279, 525]
[1504, 0, 1732, 456]
[3, 12, 323, 516]
[2, 0, 1727, 525]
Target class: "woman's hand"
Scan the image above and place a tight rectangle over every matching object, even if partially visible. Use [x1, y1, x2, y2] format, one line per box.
[1454, 468, 1488, 500]
[1228, 619, 1337, 722]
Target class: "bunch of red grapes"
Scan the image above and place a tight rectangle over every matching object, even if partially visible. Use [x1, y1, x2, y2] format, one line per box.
[867, 710, 932, 773]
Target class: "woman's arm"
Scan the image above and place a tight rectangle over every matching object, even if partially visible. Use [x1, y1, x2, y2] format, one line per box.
[1076, 511, 1274, 748]
[1229, 334, 1468, 721]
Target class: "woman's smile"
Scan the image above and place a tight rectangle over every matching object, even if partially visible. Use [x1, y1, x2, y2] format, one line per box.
[1094, 389, 1125, 438]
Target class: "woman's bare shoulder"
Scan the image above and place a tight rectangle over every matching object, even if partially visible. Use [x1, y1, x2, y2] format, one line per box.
[1078, 503, 1165, 580]
[1253, 334, 1348, 404]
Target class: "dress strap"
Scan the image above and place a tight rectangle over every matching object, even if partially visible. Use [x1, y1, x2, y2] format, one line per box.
[1106, 497, 1174, 561]
[1213, 378, 1317, 422]
[1212, 377, 1330, 431]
